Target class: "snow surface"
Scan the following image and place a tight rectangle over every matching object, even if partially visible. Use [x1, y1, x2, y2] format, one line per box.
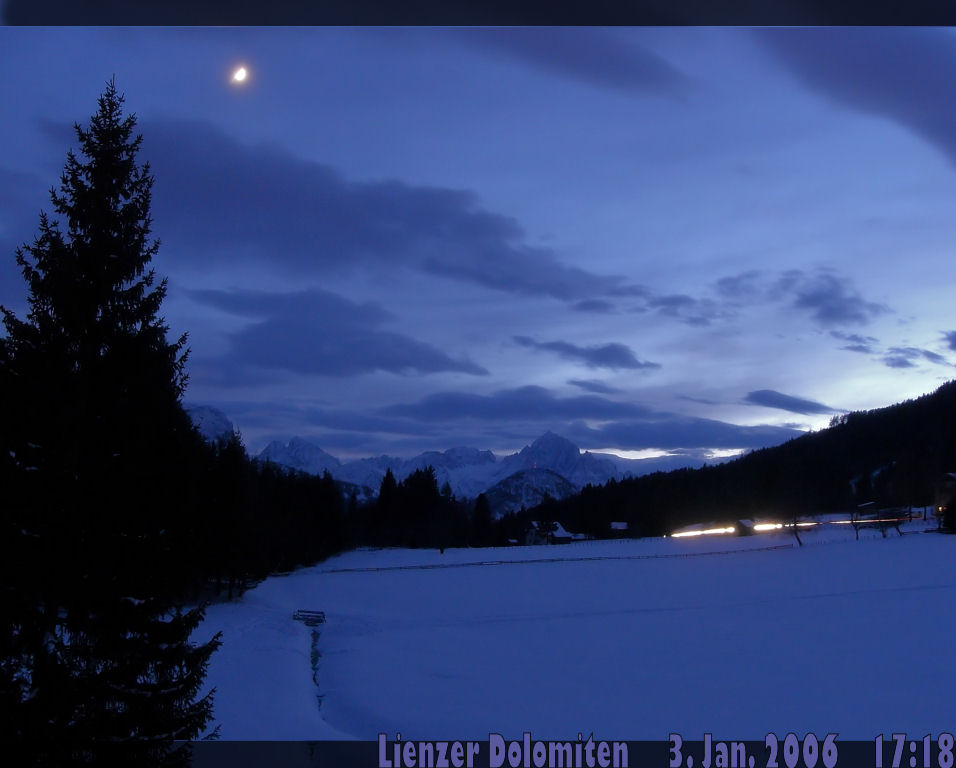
[198, 522, 956, 741]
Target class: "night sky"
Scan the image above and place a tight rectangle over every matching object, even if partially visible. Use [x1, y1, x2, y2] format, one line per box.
[2, 26, 955, 459]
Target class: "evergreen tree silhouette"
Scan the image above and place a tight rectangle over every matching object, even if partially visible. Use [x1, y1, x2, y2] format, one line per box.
[471, 493, 493, 547]
[375, 468, 399, 546]
[0, 79, 220, 763]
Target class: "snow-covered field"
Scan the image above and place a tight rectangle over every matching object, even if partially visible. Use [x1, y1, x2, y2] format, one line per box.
[198, 522, 956, 741]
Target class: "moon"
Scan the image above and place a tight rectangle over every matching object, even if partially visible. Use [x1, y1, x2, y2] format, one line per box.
[231, 66, 248, 84]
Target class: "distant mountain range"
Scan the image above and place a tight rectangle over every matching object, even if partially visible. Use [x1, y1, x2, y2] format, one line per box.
[185, 405, 710, 513]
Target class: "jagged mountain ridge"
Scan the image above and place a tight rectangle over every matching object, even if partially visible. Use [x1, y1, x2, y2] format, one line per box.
[259, 437, 341, 476]
[185, 408, 712, 502]
[249, 430, 679, 501]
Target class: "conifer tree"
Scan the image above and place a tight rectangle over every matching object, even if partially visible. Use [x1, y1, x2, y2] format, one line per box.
[471, 493, 493, 547]
[375, 468, 399, 545]
[0, 79, 219, 763]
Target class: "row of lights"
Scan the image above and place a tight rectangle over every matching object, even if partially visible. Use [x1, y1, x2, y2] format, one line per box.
[668, 516, 912, 538]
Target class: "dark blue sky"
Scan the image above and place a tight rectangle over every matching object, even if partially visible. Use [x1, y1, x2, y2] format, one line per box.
[1, 27, 955, 458]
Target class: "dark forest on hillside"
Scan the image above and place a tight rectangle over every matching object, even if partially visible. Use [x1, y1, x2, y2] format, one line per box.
[547, 381, 956, 539]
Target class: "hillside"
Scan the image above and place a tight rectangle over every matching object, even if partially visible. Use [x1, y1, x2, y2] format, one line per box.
[547, 380, 956, 537]
[482, 467, 579, 515]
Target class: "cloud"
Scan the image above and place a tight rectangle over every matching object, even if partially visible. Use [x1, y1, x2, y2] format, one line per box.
[881, 346, 950, 370]
[126, 119, 640, 303]
[644, 294, 731, 326]
[761, 28, 956, 166]
[715, 270, 764, 303]
[775, 270, 888, 326]
[571, 299, 616, 314]
[453, 27, 690, 95]
[513, 336, 660, 371]
[380, 385, 803, 451]
[830, 330, 879, 354]
[713, 268, 888, 328]
[678, 394, 720, 406]
[381, 385, 657, 423]
[567, 379, 623, 395]
[187, 288, 488, 378]
[943, 331, 956, 353]
[572, 417, 802, 451]
[921, 349, 948, 365]
[612, 283, 734, 326]
[744, 389, 837, 415]
[883, 355, 916, 369]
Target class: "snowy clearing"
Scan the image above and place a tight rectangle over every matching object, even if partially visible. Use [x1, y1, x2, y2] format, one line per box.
[199, 523, 956, 741]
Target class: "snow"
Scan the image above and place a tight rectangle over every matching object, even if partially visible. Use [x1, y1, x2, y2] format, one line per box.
[485, 468, 579, 515]
[186, 405, 235, 443]
[259, 437, 342, 476]
[255, 431, 708, 501]
[199, 522, 956, 741]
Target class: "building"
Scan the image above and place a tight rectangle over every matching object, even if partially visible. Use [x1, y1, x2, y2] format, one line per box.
[524, 521, 583, 545]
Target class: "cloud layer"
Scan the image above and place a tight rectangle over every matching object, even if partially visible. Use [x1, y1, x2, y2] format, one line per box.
[454, 27, 690, 95]
[135, 119, 638, 303]
[717, 269, 889, 327]
[189, 288, 488, 378]
[513, 336, 660, 371]
[378, 385, 802, 451]
[744, 389, 837, 415]
[762, 28, 956, 166]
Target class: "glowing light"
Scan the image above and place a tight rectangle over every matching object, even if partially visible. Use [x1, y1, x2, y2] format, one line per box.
[753, 523, 783, 532]
[671, 526, 736, 538]
[232, 66, 248, 84]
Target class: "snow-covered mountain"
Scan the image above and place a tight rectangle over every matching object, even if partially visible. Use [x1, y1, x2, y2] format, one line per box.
[188, 407, 711, 505]
[496, 431, 622, 489]
[187, 405, 235, 443]
[483, 468, 579, 516]
[254, 430, 660, 500]
[335, 455, 404, 491]
[327, 446, 499, 499]
[259, 437, 341, 476]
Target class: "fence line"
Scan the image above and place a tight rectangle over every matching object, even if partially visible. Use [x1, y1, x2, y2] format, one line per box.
[319, 542, 794, 574]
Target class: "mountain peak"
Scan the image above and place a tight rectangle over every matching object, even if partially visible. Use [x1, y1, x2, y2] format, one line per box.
[511, 432, 582, 478]
[530, 431, 578, 450]
[187, 405, 235, 443]
[259, 436, 341, 474]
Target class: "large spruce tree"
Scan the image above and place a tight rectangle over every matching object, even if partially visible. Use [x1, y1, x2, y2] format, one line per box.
[0, 80, 219, 762]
